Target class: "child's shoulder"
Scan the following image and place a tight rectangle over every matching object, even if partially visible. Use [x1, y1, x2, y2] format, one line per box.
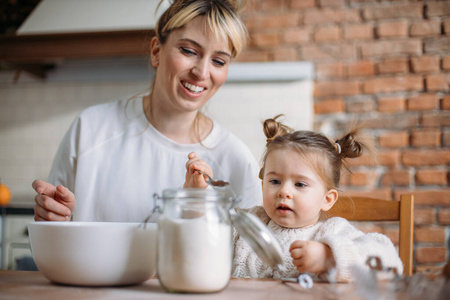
[244, 206, 271, 224]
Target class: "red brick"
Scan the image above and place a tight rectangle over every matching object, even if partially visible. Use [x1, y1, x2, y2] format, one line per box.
[411, 129, 441, 147]
[363, 75, 423, 94]
[377, 58, 409, 74]
[402, 150, 450, 167]
[359, 114, 419, 130]
[411, 56, 441, 73]
[415, 226, 446, 243]
[258, 13, 301, 29]
[302, 44, 355, 60]
[438, 208, 450, 225]
[443, 56, 450, 70]
[426, 74, 450, 92]
[378, 151, 401, 167]
[361, 40, 422, 57]
[382, 227, 399, 245]
[411, 189, 450, 206]
[377, 20, 408, 38]
[262, 0, 288, 11]
[443, 95, 450, 110]
[410, 20, 442, 37]
[415, 208, 436, 225]
[343, 24, 374, 40]
[320, 0, 346, 7]
[424, 36, 450, 54]
[416, 169, 448, 186]
[314, 80, 360, 97]
[377, 97, 406, 113]
[304, 8, 361, 24]
[314, 26, 342, 42]
[314, 98, 345, 114]
[348, 61, 375, 77]
[415, 247, 447, 264]
[251, 32, 280, 47]
[273, 47, 298, 61]
[422, 112, 450, 127]
[316, 62, 346, 79]
[236, 49, 271, 62]
[283, 28, 311, 44]
[289, 0, 317, 9]
[381, 170, 411, 186]
[346, 99, 376, 113]
[378, 131, 409, 148]
[348, 171, 378, 187]
[407, 93, 440, 111]
[363, 3, 422, 20]
[444, 19, 450, 34]
[426, 2, 450, 18]
[444, 130, 450, 147]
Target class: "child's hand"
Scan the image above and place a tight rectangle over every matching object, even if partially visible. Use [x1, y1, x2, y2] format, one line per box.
[184, 152, 212, 189]
[289, 240, 335, 274]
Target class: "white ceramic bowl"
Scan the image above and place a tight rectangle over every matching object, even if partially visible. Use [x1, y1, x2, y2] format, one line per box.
[28, 221, 157, 286]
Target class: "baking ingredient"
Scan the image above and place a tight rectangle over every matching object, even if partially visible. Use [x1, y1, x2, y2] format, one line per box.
[158, 216, 232, 293]
[0, 179, 11, 206]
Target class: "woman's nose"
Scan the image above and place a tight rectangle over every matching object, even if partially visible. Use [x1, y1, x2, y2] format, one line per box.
[191, 59, 208, 80]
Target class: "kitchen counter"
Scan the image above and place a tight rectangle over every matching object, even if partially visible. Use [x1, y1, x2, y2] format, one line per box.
[1, 270, 446, 300]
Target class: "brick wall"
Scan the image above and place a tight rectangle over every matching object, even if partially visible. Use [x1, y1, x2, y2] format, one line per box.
[239, 0, 450, 273]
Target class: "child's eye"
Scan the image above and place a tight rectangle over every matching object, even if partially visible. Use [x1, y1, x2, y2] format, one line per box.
[269, 179, 280, 185]
[180, 47, 196, 56]
[295, 182, 307, 188]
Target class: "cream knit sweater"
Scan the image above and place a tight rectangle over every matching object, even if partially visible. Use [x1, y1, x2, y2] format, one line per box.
[232, 206, 403, 282]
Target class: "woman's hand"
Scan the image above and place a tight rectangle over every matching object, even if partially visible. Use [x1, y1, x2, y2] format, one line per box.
[184, 152, 212, 189]
[32, 180, 75, 221]
[289, 240, 335, 274]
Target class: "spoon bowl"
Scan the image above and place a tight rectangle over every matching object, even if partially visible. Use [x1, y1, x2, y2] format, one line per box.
[195, 170, 229, 187]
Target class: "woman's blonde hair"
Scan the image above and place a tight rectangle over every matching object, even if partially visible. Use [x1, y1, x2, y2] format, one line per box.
[259, 115, 377, 191]
[156, 0, 248, 57]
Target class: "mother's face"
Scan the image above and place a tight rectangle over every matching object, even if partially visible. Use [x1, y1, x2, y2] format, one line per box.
[150, 16, 232, 113]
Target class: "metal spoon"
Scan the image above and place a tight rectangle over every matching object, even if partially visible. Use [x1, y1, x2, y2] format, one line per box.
[195, 170, 229, 187]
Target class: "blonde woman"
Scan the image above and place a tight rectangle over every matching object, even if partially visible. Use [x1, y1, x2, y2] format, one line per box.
[32, 0, 261, 222]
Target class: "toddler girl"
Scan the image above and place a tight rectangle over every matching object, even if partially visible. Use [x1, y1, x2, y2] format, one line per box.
[184, 116, 403, 282]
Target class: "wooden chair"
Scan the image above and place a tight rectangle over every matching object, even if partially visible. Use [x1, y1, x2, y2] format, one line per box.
[327, 194, 414, 276]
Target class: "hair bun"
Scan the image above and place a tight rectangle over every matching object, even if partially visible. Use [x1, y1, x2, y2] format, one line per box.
[262, 115, 292, 144]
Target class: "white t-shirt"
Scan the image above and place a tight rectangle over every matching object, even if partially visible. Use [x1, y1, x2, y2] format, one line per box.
[48, 96, 262, 221]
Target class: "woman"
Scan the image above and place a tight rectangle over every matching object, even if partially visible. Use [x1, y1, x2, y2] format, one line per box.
[32, 0, 262, 222]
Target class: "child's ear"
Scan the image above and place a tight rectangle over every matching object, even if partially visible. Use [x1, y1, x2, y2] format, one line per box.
[321, 189, 338, 212]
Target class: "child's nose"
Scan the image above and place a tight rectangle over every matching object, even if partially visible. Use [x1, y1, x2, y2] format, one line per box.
[278, 183, 293, 199]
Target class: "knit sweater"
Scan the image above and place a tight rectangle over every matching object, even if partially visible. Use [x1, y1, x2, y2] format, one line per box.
[232, 206, 403, 282]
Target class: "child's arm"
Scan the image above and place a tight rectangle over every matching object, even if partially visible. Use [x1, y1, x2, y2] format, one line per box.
[183, 152, 212, 189]
[289, 240, 336, 274]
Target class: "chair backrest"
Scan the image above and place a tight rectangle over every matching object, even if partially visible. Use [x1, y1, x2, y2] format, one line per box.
[326, 194, 414, 276]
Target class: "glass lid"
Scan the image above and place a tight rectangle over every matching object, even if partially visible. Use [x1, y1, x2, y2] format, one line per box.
[230, 209, 284, 270]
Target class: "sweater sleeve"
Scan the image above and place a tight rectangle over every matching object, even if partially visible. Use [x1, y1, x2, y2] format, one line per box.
[316, 217, 403, 282]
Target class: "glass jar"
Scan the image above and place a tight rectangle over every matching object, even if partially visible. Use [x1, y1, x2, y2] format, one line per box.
[155, 188, 233, 293]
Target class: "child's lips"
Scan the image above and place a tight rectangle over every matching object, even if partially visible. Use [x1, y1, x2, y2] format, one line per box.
[276, 204, 293, 215]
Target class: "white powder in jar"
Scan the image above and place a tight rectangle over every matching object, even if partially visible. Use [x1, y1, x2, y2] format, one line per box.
[158, 216, 232, 293]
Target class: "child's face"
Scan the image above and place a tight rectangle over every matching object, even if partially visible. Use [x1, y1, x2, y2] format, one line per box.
[261, 148, 335, 228]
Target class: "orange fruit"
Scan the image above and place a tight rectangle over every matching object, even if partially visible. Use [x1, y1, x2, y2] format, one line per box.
[0, 180, 11, 206]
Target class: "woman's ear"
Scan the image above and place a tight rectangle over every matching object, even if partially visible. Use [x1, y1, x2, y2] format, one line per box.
[321, 189, 338, 212]
[150, 36, 161, 67]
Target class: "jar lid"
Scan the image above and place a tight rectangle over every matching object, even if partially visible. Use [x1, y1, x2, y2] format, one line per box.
[161, 188, 230, 202]
[230, 209, 284, 270]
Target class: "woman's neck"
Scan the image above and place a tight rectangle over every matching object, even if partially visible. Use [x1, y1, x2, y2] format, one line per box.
[143, 94, 212, 144]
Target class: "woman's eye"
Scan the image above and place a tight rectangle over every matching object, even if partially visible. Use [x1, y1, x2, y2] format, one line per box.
[180, 47, 195, 56]
[213, 59, 226, 67]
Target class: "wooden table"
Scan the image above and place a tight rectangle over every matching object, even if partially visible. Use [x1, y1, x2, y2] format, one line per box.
[0, 270, 443, 300]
